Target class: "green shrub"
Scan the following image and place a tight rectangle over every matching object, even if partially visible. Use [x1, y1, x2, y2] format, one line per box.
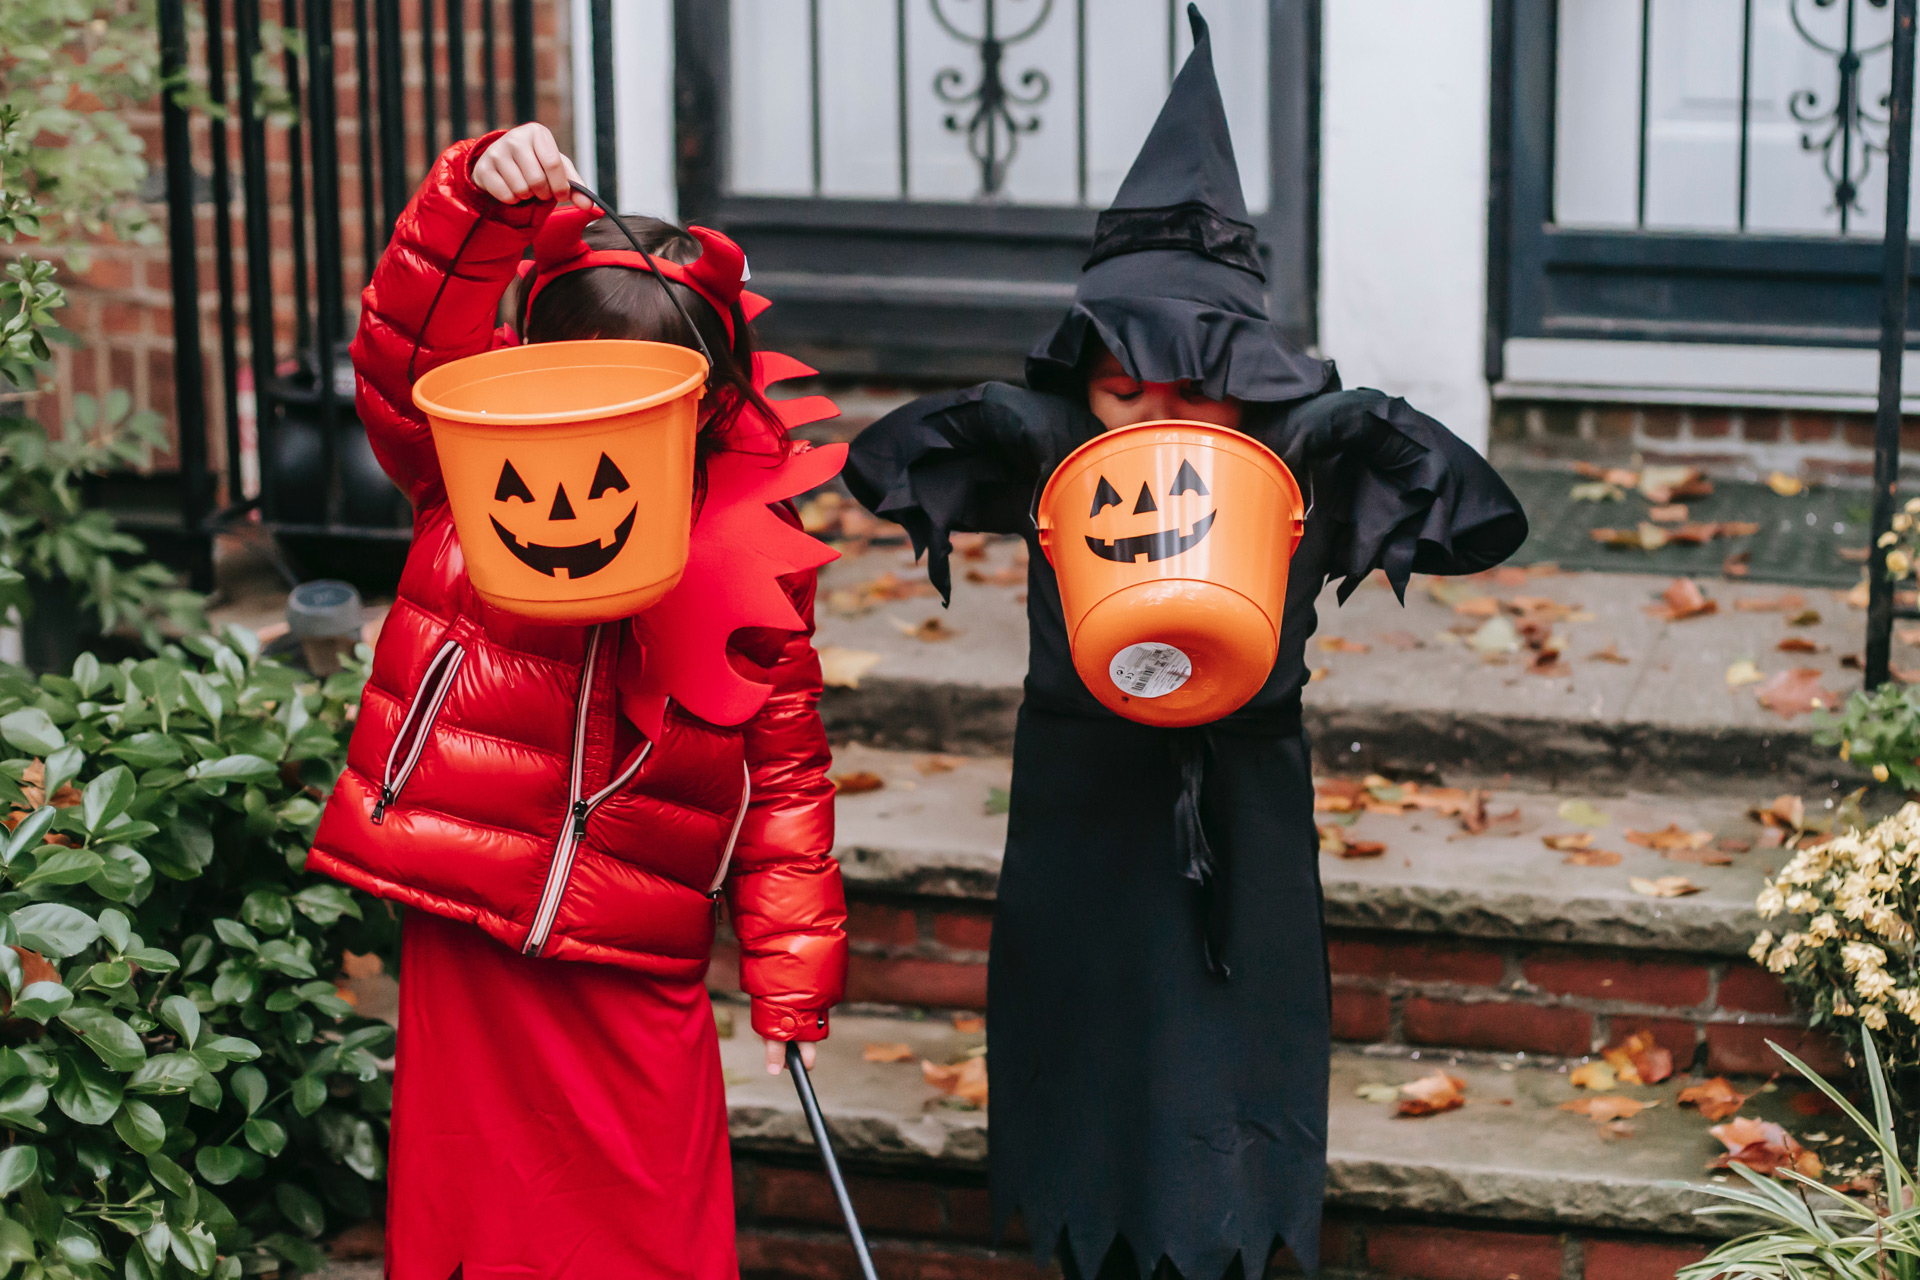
[0, 627, 398, 1278]
[1817, 682, 1920, 792]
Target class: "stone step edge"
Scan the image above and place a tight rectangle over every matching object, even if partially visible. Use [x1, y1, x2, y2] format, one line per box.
[821, 682, 1853, 792]
[833, 840, 1771, 959]
[719, 1024, 1771, 1242]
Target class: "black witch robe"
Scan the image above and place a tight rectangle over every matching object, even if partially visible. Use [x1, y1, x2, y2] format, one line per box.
[845, 9, 1528, 1277]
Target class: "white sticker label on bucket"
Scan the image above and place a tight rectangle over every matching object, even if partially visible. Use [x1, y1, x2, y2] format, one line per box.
[1109, 642, 1192, 699]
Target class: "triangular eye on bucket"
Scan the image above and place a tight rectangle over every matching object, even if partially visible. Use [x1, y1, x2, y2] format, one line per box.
[495, 460, 534, 503]
[1132, 483, 1159, 515]
[1170, 459, 1209, 497]
[1089, 476, 1123, 517]
[590, 452, 630, 498]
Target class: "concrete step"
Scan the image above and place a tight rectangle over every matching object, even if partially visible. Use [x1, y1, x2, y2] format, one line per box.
[813, 538, 1882, 791]
[797, 743, 1842, 1082]
[718, 1010, 1807, 1243]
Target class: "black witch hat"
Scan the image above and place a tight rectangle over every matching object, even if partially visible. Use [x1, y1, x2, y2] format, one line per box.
[1026, 3, 1331, 405]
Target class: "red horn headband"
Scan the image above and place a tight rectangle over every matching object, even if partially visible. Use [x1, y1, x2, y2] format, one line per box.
[517, 206, 757, 343]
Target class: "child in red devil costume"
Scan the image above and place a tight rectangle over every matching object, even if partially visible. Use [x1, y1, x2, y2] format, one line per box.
[308, 124, 850, 1279]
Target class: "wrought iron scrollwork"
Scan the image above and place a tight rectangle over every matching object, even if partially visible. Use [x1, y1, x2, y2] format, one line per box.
[1788, 0, 1896, 231]
[931, 0, 1056, 197]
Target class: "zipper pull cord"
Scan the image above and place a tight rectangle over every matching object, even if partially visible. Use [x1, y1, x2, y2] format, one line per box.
[371, 784, 395, 825]
[571, 799, 590, 840]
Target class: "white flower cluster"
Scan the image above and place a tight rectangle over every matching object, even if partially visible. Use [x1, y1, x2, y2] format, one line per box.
[1752, 803, 1920, 1044]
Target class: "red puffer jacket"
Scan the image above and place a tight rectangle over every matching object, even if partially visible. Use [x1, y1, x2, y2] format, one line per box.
[308, 135, 847, 1041]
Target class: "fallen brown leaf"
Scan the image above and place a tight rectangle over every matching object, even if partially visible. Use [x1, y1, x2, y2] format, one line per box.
[1751, 794, 1805, 831]
[819, 647, 884, 688]
[1453, 596, 1502, 618]
[1647, 504, 1689, 524]
[923, 1056, 988, 1108]
[1677, 1077, 1748, 1121]
[1708, 1117, 1822, 1178]
[1561, 1096, 1656, 1121]
[1664, 846, 1735, 866]
[1766, 471, 1805, 497]
[891, 616, 958, 642]
[952, 1014, 985, 1034]
[916, 754, 962, 775]
[964, 566, 1026, 587]
[1653, 578, 1717, 621]
[1722, 550, 1752, 578]
[860, 572, 938, 602]
[1569, 1061, 1617, 1091]
[1395, 1071, 1467, 1117]
[1755, 667, 1838, 718]
[1375, 630, 1423, 652]
[1630, 875, 1704, 898]
[1587, 645, 1632, 664]
[1624, 824, 1712, 852]
[1314, 778, 1368, 812]
[1787, 608, 1823, 626]
[1564, 848, 1624, 867]
[1603, 1032, 1674, 1085]
[1776, 637, 1823, 653]
[1715, 836, 1752, 853]
[1736, 592, 1806, 613]
[1317, 636, 1371, 654]
[1542, 832, 1594, 852]
[831, 771, 886, 795]
[863, 1042, 916, 1063]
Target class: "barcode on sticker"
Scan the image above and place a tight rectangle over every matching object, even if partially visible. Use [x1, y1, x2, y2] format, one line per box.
[1108, 642, 1192, 699]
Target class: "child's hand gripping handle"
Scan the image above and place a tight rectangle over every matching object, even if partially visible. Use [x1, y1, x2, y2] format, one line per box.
[786, 1043, 879, 1280]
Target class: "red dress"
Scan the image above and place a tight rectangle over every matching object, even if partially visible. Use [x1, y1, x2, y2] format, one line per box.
[388, 912, 735, 1280]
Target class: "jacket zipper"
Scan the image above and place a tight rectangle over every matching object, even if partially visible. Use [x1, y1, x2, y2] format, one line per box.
[370, 639, 466, 825]
[524, 625, 665, 956]
[705, 763, 754, 898]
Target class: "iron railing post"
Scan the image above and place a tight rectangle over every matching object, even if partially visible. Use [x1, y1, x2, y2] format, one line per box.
[159, 0, 215, 590]
[512, 0, 535, 124]
[375, 0, 409, 239]
[307, 0, 346, 528]
[1867, 0, 1917, 690]
[233, 0, 280, 523]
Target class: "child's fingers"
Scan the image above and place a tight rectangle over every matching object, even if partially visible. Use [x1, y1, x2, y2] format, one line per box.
[474, 161, 521, 204]
[560, 154, 593, 209]
[528, 127, 571, 204]
[512, 143, 554, 201]
[763, 1038, 785, 1075]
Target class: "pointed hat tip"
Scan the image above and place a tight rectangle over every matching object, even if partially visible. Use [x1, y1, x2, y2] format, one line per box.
[1187, 3, 1208, 44]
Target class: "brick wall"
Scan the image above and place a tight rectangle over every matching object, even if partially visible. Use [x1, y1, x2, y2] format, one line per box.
[713, 896, 1841, 1079]
[20, 0, 574, 493]
[734, 1158, 1719, 1280]
[1494, 400, 1920, 485]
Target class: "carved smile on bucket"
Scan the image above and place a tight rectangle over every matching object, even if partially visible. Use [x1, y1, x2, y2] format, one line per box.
[491, 507, 637, 579]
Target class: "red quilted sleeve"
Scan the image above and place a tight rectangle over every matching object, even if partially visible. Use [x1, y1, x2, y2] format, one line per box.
[724, 567, 849, 1043]
[349, 131, 550, 509]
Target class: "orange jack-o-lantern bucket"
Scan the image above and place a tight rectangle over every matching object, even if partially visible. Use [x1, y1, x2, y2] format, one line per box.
[413, 339, 707, 624]
[1037, 421, 1305, 727]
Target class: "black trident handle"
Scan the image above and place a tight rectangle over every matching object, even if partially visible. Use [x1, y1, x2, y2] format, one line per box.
[786, 1042, 879, 1280]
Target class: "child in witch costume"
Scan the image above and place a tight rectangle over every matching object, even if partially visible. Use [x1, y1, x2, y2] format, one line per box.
[307, 124, 850, 1279]
[845, 11, 1528, 1279]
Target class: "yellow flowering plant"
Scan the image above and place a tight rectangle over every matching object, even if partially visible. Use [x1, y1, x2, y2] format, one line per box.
[1752, 804, 1920, 1135]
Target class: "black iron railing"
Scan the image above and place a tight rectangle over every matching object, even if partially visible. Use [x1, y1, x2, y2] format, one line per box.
[156, 0, 538, 585]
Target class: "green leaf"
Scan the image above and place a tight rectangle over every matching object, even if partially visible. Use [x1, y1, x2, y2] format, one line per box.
[12, 902, 100, 957]
[198, 1036, 259, 1062]
[70, 653, 104, 698]
[209, 960, 255, 1005]
[126, 1051, 206, 1095]
[290, 1072, 325, 1116]
[9, 981, 70, 1023]
[185, 754, 274, 783]
[274, 1182, 325, 1236]
[50, 1052, 120, 1125]
[291, 883, 360, 925]
[19, 845, 103, 888]
[41, 744, 83, 799]
[57, 1006, 146, 1072]
[239, 889, 291, 934]
[0, 1076, 47, 1132]
[105, 733, 182, 768]
[241, 1116, 286, 1157]
[158, 994, 199, 1048]
[54, 1220, 100, 1267]
[210, 919, 257, 952]
[0, 1216, 32, 1267]
[230, 1064, 266, 1115]
[180, 672, 222, 728]
[122, 945, 179, 973]
[170, 1223, 217, 1275]
[80, 765, 134, 833]
[83, 958, 132, 990]
[144, 1151, 192, 1196]
[0, 1144, 36, 1196]
[0, 708, 62, 755]
[112, 1099, 165, 1154]
[0, 807, 54, 866]
[192, 1145, 244, 1185]
[95, 907, 130, 952]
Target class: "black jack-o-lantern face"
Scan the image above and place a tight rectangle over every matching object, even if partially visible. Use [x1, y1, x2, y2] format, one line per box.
[1083, 458, 1215, 563]
[488, 452, 637, 579]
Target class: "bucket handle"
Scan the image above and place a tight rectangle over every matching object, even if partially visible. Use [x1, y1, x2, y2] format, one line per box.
[563, 181, 717, 377]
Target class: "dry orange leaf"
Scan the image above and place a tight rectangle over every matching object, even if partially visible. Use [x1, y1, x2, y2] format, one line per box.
[1653, 578, 1717, 621]
[1735, 592, 1806, 614]
[1317, 636, 1371, 654]
[1564, 848, 1624, 867]
[831, 771, 885, 795]
[1319, 824, 1386, 859]
[1395, 1071, 1467, 1117]
[1629, 875, 1703, 898]
[1776, 637, 1823, 654]
[1752, 794, 1806, 831]
[863, 1042, 916, 1063]
[1647, 504, 1688, 523]
[1542, 832, 1594, 852]
[1314, 778, 1368, 812]
[1708, 1117, 1822, 1178]
[964, 566, 1026, 587]
[1677, 1077, 1748, 1121]
[892, 616, 958, 642]
[1602, 1032, 1674, 1085]
[1587, 645, 1632, 664]
[1568, 1061, 1617, 1091]
[1625, 824, 1712, 852]
[923, 1056, 988, 1108]
[916, 754, 962, 775]
[952, 1014, 985, 1034]
[1561, 1096, 1656, 1121]
[1755, 667, 1838, 719]
[818, 647, 883, 689]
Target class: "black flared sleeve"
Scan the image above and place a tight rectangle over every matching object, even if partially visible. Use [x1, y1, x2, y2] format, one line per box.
[845, 382, 1095, 602]
[1272, 389, 1528, 603]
